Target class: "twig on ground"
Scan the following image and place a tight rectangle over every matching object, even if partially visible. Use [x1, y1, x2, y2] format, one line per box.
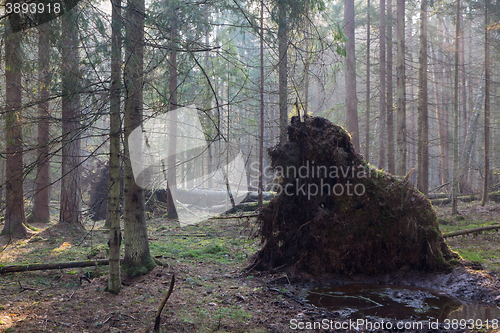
[46, 318, 72, 327]
[268, 287, 309, 306]
[102, 315, 113, 325]
[18, 280, 37, 292]
[154, 274, 176, 332]
[121, 313, 146, 325]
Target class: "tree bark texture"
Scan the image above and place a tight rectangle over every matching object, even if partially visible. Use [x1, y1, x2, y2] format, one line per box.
[259, 0, 264, 209]
[278, 0, 288, 144]
[365, 0, 370, 162]
[107, 0, 122, 294]
[430, 43, 448, 186]
[167, 14, 178, 220]
[417, 0, 429, 196]
[452, 0, 460, 214]
[33, 23, 51, 223]
[460, 17, 467, 149]
[344, 0, 359, 152]
[0, 259, 123, 274]
[59, 8, 82, 226]
[2, 14, 27, 237]
[395, 0, 406, 177]
[386, 0, 394, 174]
[378, 0, 386, 170]
[482, 2, 489, 206]
[123, 0, 155, 276]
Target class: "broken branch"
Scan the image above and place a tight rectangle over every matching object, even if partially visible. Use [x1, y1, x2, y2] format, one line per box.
[154, 273, 176, 332]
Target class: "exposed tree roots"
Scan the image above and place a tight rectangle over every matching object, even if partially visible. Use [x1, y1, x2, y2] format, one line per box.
[251, 116, 458, 275]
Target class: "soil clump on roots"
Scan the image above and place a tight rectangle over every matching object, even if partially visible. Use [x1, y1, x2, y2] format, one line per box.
[253, 116, 458, 275]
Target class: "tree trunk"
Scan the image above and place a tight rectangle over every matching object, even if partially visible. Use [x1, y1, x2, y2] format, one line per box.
[430, 43, 447, 186]
[409, 70, 417, 184]
[2, 15, 27, 237]
[107, 0, 122, 294]
[122, 0, 155, 276]
[452, 0, 460, 215]
[443, 65, 450, 185]
[378, 0, 386, 170]
[386, 0, 394, 174]
[460, 17, 467, 148]
[395, 0, 406, 177]
[59, 8, 82, 226]
[304, 5, 310, 116]
[31, 24, 51, 224]
[278, 0, 288, 144]
[0, 157, 3, 206]
[417, 0, 428, 196]
[459, 77, 485, 193]
[481, 2, 489, 206]
[167, 15, 178, 220]
[203, 21, 214, 190]
[258, 0, 264, 209]
[344, 0, 359, 151]
[365, 0, 371, 162]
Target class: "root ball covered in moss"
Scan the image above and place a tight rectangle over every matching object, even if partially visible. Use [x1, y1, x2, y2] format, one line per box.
[254, 116, 457, 275]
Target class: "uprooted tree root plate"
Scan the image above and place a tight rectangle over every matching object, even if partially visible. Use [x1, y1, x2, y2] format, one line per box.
[251, 116, 459, 275]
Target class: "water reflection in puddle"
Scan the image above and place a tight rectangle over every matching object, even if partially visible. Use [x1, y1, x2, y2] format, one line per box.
[304, 284, 500, 321]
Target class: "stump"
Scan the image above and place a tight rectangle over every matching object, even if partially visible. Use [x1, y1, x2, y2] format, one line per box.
[253, 116, 458, 275]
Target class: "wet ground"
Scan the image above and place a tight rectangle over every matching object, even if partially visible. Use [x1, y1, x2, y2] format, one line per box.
[265, 264, 500, 331]
[303, 283, 500, 321]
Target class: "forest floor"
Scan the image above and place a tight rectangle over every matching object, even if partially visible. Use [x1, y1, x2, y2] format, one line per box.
[1, 200, 500, 332]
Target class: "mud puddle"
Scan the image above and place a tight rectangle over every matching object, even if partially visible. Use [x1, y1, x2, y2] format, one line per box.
[304, 283, 500, 321]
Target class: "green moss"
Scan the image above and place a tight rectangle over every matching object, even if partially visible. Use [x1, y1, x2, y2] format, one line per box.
[429, 226, 442, 240]
[122, 254, 156, 277]
[435, 254, 454, 272]
[257, 116, 457, 274]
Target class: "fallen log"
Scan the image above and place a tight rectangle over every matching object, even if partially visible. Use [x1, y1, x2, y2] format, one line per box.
[0, 259, 123, 274]
[429, 182, 450, 193]
[431, 191, 500, 205]
[443, 225, 500, 238]
[430, 195, 477, 205]
[209, 214, 259, 220]
[427, 193, 448, 199]
[209, 201, 268, 214]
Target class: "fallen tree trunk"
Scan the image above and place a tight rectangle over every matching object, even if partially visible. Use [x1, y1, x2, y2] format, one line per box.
[431, 192, 500, 205]
[0, 259, 123, 274]
[427, 193, 448, 199]
[443, 225, 500, 238]
[430, 195, 476, 205]
[429, 182, 450, 194]
[209, 201, 269, 214]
